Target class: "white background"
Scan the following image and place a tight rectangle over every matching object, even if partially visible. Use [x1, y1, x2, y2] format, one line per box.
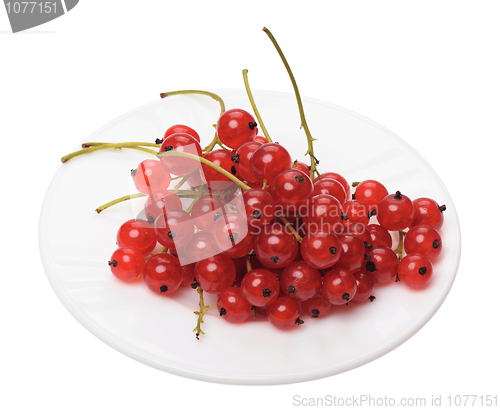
[1, 1, 499, 409]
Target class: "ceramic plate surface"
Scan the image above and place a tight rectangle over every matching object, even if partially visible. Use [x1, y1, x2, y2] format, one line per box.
[39, 89, 460, 385]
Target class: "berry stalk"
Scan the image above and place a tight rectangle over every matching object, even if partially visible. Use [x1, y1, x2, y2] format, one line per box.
[263, 27, 321, 181]
[193, 286, 216, 340]
[242, 69, 273, 143]
[62, 142, 160, 163]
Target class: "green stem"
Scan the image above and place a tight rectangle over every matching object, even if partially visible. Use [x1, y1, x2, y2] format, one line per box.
[262, 27, 321, 181]
[159, 90, 227, 155]
[157, 151, 252, 192]
[394, 230, 406, 261]
[95, 192, 145, 213]
[242, 69, 273, 143]
[193, 286, 217, 340]
[62, 142, 159, 163]
[160, 89, 226, 116]
[82, 141, 160, 148]
[278, 215, 303, 243]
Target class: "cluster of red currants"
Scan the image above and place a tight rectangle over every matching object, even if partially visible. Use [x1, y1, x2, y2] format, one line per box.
[108, 107, 447, 335]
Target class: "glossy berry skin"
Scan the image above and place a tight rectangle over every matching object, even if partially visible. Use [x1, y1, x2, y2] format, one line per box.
[184, 231, 219, 263]
[250, 143, 292, 183]
[233, 141, 263, 182]
[212, 212, 253, 257]
[271, 169, 313, 214]
[354, 180, 388, 212]
[189, 194, 225, 233]
[300, 293, 332, 318]
[364, 245, 399, 284]
[217, 287, 253, 323]
[154, 209, 194, 249]
[300, 231, 342, 270]
[163, 124, 200, 143]
[216, 108, 258, 149]
[159, 132, 203, 176]
[266, 296, 302, 330]
[144, 190, 183, 223]
[350, 271, 375, 303]
[254, 223, 299, 269]
[243, 188, 276, 228]
[404, 225, 442, 261]
[322, 267, 357, 305]
[313, 178, 347, 204]
[143, 253, 182, 295]
[108, 247, 145, 282]
[410, 197, 446, 230]
[398, 254, 433, 289]
[194, 255, 236, 294]
[131, 159, 171, 196]
[179, 261, 196, 288]
[314, 173, 350, 200]
[302, 194, 343, 235]
[254, 135, 268, 144]
[335, 233, 366, 271]
[343, 199, 370, 227]
[240, 268, 280, 307]
[344, 223, 372, 246]
[367, 224, 393, 248]
[116, 219, 157, 257]
[292, 161, 310, 175]
[280, 261, 322, 302]
[201, 149, 235, 190]
[377, 191, 414, 231]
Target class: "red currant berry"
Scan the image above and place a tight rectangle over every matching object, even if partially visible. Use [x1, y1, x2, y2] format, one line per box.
[266, 296, 303, 330]
[300, 293, 332, 318]
[159, 133, 203, 176]
[184, 231, 218, 263]
[253, 223, 299, 269]
[254, 135, 268, 144]
[217, 287, 253, 323]
[201, 149, 235, 190]
[163, 124, 200, 143]
[108, 247, 145, 282]
[233, 141, 263, 182]
[240, 268, 280, 307]
[194, 255, 236, 294]
[342, 199, 371, 227]
[314, 172, 350, 200]
[250, 143, 292, 183]
[302, 194, 343, 234]
[300, 231, 343, 270]
[131, 159, 171, 196]
[335, 233, 366, 271]
[398, 254, 433, 289]
[353, 179, 388, 212]
[243, 188, 276, 228]
[216, 108, 258, 149]
[154, 209, 195, 249]
[271, 169, 313, 215]
[404, 225, 442, 261]
[367, 224, 393, 248]
[280, 261, 322, 302]
[143, 253, 183, 295]
[410, 197, 446, 230]
[179, 261, 196, 288]
[377, 191, 414, 231]
[322, 267, 357, 305]
[212, 212, 252, 256]
[344, 223, 373, 246]
[292, 160, 310, 175]
[363, 245, 399, 284]
[116, 219, 157, 257]
[313, 178, 347, 204]
[350, 270, 375, 303]
[189, 194, 225, 233]
[144, 190, 183, 224]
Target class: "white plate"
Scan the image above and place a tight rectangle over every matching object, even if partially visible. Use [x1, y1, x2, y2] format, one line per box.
[39, 89, 461, 385]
